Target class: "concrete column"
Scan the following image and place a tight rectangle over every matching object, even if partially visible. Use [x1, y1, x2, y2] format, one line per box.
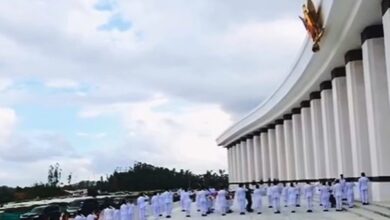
[235, 143, 242, 183]
[362, 25, 390, 201]
[268, 125, 278, 180]
[230, 146, 235, 183]
[383, 1, 390, 102]
[246, 137, 255, 182]
[345, 49, 371, 177]
[331, 67, 354, 178]
[310, 92, 326, 179]
[292, 108, 305, 180]
[227, 148, 232, 183]
[253, 134, 262, 181]
[260, 129, 270, 180]
[240, 140, 249, 182]
[283, 114, 296, 180]
[321, 81, 338, 179]
[275, 119, 286, 180]
[301, 101, 315, 179]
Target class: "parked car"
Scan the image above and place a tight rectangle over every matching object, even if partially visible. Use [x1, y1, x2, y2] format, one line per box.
[20, 205, 61, 220]
[65, 199, 98, 217]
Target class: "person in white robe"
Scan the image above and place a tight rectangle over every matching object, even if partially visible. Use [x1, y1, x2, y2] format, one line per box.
[271, 181, 282, 214]
[304, 181, 314, 212]
[162, 190, 173, 218]
[182, 189, 193, 217]
[333, 179, 343, 211]
[120, 202, 128, 220]
[126, 202, 134, 220]
[340, 174, 347, 200]
[137, 195, 147, 220]
[252, 184, 263, 215]
[319, 181, 330, 211]
[358, 172, 369, 205]
[282, 183, 289, 207]
[295, 182, 301, 207]
[195, 190, 201, 212]
[158, 193, 165, 217]
[113, 209, 120, 220]
[74, 213, 85, 220]
[234, 183, 246, 215]
[86, 212, 96, 220]
[151, 193, 160, 219]
[177, 189, 184, 212]
[198, 189, 208, 216]
[288, 183, 297, 213]
[215, 188, 228, 216]
[346, 181, 355, 208]
[266, 182, 273, 208]
[103, 207, 113, 220]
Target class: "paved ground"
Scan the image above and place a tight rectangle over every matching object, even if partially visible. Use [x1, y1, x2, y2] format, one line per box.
[152, 202, 379, 220]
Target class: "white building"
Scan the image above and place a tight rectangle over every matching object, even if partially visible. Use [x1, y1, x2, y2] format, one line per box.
[217, 0, 390, 202]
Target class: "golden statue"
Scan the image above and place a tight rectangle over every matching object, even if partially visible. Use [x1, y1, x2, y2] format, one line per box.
[299, 0, 324, 52]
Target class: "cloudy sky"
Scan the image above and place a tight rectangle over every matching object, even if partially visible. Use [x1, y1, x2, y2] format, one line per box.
[0, 0, 305, 186]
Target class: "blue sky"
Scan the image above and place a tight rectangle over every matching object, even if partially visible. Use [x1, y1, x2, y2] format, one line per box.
[0, 0, 305, 186]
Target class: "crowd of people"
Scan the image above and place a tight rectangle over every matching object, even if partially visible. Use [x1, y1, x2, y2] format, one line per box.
[72, 172, 370, 220]
[233, 172, 370, 215]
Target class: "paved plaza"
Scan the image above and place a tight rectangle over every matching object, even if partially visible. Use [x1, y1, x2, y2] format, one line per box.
[161, 201, 390, 220]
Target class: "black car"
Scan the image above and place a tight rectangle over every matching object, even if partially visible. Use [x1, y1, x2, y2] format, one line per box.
[20, 205, 61, 220]
[65, 199, 98, 217]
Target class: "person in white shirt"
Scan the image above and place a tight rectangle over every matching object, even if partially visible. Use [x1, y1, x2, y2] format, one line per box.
[252, 184, 263, 215]
[288, 183, 297, 213]
[304, 181, 315, 212]
[333, 179, 343, 211]
[234, 183, 247, 215]
[358, 172, 370, 205]
[346, 181, 355, 208]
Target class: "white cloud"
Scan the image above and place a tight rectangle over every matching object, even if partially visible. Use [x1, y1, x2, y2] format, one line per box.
[0, 78, 13, 92]
[0, 107, 17, 145]
[76, 132, 107, 139]
[80, 96, 233, 174]
[0, 0, 308, 185]
[45, 79, 80, 89]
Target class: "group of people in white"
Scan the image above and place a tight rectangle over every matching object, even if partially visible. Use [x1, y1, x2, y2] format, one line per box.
[73, 172, 370, 220]
[234, 172, 370, 215]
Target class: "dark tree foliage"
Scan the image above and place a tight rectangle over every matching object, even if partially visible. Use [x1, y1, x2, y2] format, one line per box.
[99, 162, 228, 192]
[0, 162, 228, 205]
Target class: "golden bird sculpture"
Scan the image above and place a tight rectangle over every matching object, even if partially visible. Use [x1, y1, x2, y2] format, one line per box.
[299, 0, 324, 52]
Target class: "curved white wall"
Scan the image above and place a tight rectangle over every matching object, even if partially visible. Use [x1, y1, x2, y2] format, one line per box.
[217, 0, 382, 146]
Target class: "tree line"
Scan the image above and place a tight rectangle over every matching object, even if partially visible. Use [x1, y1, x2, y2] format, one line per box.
[0, 162, 228, 205]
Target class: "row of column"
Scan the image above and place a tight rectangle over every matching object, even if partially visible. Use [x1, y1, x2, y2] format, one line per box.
[226, 6, 390, 201]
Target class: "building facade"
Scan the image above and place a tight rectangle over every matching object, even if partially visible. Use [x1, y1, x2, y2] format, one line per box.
[217, 0, 390, 202]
